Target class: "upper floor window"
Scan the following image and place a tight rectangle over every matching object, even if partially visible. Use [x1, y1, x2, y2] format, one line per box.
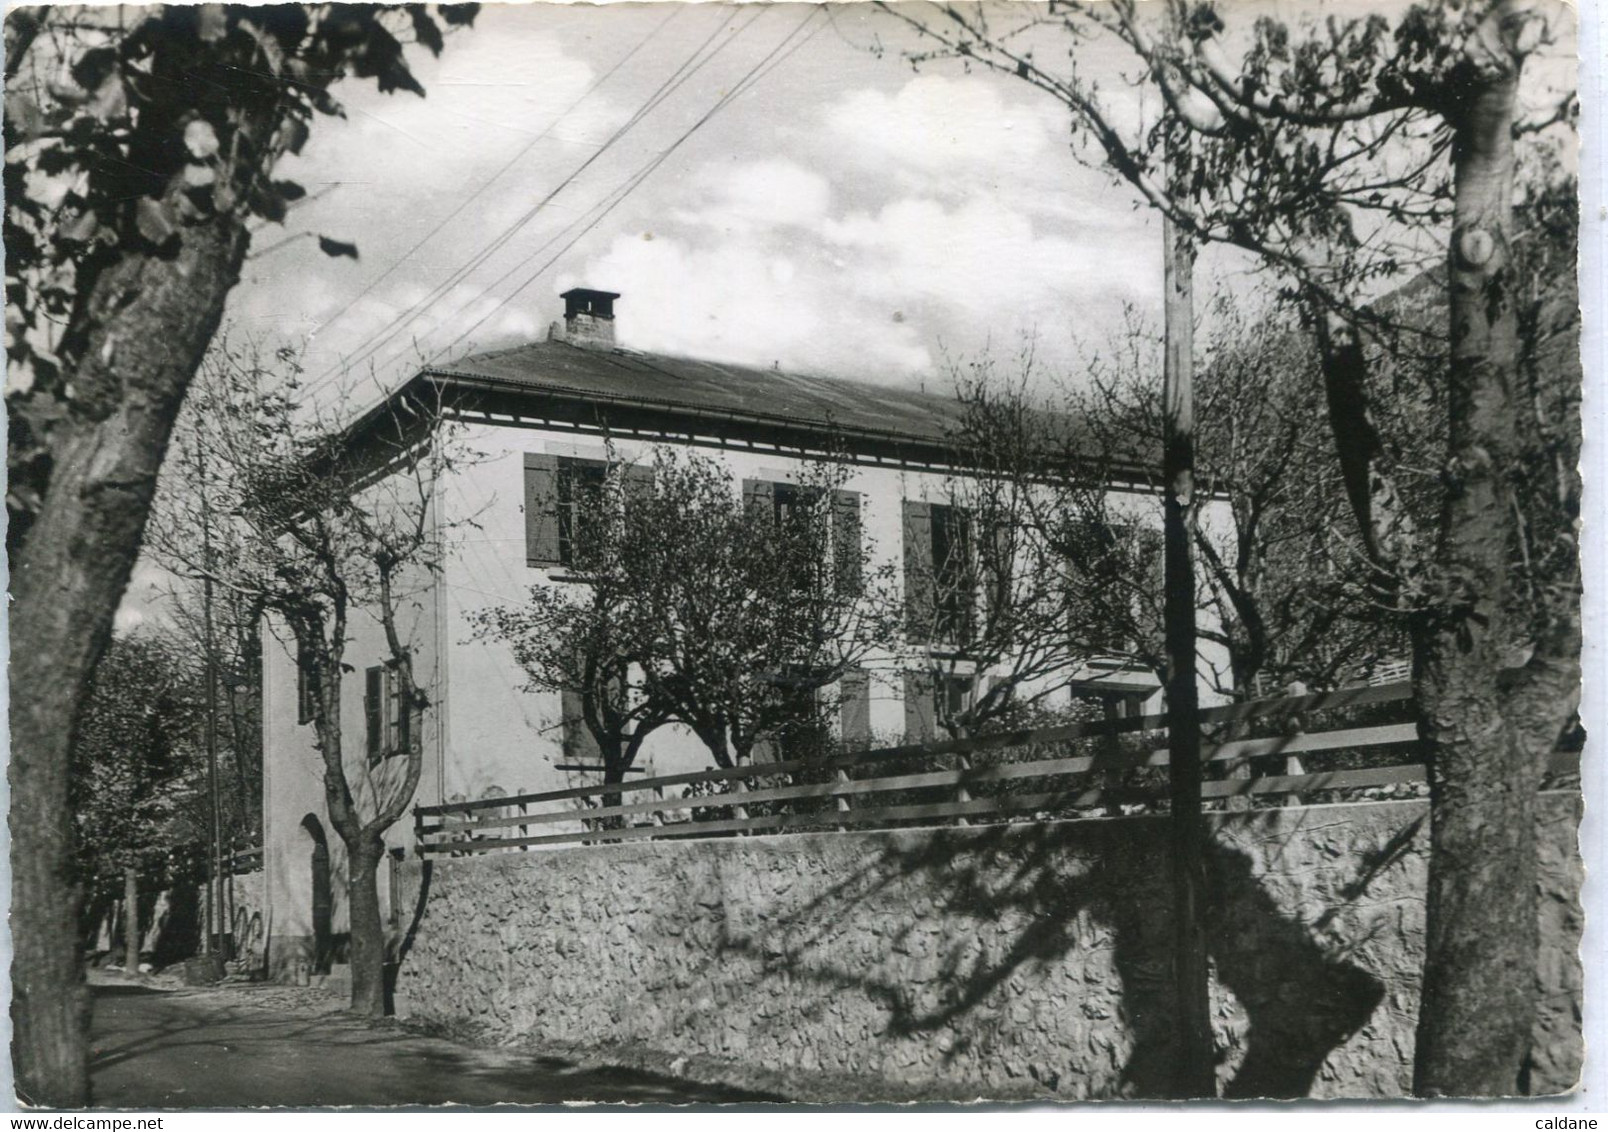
[904, 500, 974, 644]
[1062, 518, 1162, 655]
[296, 639, 317, 725]
[743, 479, 862, 593]
[525, 454, 652, 569]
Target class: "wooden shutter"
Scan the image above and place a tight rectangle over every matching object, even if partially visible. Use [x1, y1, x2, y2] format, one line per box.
[524, 454, 561, 566]
[385, 666, 410, 756]
[383, 667, 396, 754]
[903, 670, 935, 742]
[741, 478, 775, 518]
[902, 500, 934, 642]
[561, 686, 601, 762]
[296, 640, 315, 725]
[364, 667, 383, 761]
[840, 668, 872, 746]
[833, 490, 862, 593]
[622, 461, 655, 505]
[984, 519, 1013, 620]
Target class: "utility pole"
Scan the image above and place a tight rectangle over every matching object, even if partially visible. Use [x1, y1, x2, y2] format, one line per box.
[198, 442, 226, 961]
[1162, 126, 1216, 1099]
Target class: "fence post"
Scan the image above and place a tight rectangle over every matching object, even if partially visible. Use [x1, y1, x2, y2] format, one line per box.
[835, 769, 851, 832]
[731, 773, 750, 830]
[123, 866, 139, 974]
[955, 753, 973, 828]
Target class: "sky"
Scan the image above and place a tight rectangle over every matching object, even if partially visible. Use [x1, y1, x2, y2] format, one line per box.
[114, 0, 1580, 632]
[225, 1, 1172, 407]
[223, 0, 1577, 406]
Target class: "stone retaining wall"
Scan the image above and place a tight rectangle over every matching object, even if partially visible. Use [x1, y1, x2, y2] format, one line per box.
[392, 795, 1582, 1099]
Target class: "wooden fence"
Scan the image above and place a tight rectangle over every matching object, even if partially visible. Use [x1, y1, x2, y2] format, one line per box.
[228, 845, 264, 874]
[414, 682, 1580, 857]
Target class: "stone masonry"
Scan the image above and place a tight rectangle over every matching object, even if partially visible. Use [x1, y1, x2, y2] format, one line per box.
[391, 794, 1582, 1100]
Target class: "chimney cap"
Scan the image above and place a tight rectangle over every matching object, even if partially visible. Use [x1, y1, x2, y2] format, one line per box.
[560, 288, 620, 320]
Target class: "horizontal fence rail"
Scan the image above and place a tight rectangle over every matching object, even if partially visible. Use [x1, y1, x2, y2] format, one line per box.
[228, 846, 264, 874]
[415, 683, 1581, 856]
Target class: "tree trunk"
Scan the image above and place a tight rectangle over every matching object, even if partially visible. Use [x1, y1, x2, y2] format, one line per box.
[123, 868, 139, 975]
[1161, 205, 1216, 1099]
[600, 738, 627, 824]
[346, 837, 388, 1018]
[8, 216, 249, 1108]
[1412, 63, 1536, 1098]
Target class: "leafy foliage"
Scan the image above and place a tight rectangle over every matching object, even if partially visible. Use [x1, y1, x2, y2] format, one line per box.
[71, 633, 207, 890]
[475, 448, 902, 771]
[4, 2, 479, 554]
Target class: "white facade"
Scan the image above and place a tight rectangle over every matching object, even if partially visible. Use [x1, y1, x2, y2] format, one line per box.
[260, 323, 1231, 971]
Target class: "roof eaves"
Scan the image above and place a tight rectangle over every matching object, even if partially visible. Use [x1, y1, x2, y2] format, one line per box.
[419, 365, 962, 452]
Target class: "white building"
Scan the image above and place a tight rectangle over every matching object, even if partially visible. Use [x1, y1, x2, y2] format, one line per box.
[259, 289, 1226, 976]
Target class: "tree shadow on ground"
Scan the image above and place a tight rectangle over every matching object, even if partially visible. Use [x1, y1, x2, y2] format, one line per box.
[87, 984, 780, 1107]
[718, 814, 1386, 1099]
[88, 983, 166, 998]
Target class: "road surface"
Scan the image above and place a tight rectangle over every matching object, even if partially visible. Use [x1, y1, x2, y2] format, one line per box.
[89, 983, 781, 1108]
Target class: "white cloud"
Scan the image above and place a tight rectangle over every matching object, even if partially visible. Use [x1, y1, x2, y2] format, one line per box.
[228, 12, 627, 386]
[824, 75, 1062, 186]
[675, 158, 833, 232]
[568, 173, 1157, 389]
[217, 11, 1166, 407]
[576, 231, 933, 379]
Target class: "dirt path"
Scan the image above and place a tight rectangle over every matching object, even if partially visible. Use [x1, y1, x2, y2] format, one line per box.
[88, 982, 782, 1108]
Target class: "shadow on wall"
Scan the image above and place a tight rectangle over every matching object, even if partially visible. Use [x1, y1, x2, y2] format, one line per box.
[81, 882, 206, 970]
[148, 884, 203, 969]
[717, 817, 1388, 1099]
[301, 813, 337, 975]
[387, 857, 435, 1015]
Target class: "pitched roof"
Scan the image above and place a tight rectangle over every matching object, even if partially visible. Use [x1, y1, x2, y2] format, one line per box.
[350, 336, 1156, 485]
[423, 338, 971, 449]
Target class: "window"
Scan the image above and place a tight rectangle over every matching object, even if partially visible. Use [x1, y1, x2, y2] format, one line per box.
[903, 670, 974, 742]
[365, 663, 409, 763]
[904, 500, 974, 643]
[840, 668, 872, 747]
[1063, 519, 1161, 655]
[556, 460, 609, 568]
[744, 480, 862, 593]
[296, 640, 317, 725]
[770, 481, 822, 591]
[525, 455, 652, 569]
[774, 665, 833, 760]
[560, 686, 602, 764]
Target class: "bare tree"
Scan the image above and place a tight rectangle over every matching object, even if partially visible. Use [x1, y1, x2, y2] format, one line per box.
[4, 5, 479, 1102]
[1067, 304, 1397, 702]
[149, 340, 473, 1017]
[901, 353, 1159, 741]
[157, 578, 266, 850]
[879, 0, 1579, 1093]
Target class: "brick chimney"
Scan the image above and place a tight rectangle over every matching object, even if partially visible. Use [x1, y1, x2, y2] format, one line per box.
[549, 287, 619, 349]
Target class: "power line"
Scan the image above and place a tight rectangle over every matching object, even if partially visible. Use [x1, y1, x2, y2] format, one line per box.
[305, 6, 760, 399]
[306, 7, 747, 395]
[306, 5, 687, 343]
[415, 9, 826, 369]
